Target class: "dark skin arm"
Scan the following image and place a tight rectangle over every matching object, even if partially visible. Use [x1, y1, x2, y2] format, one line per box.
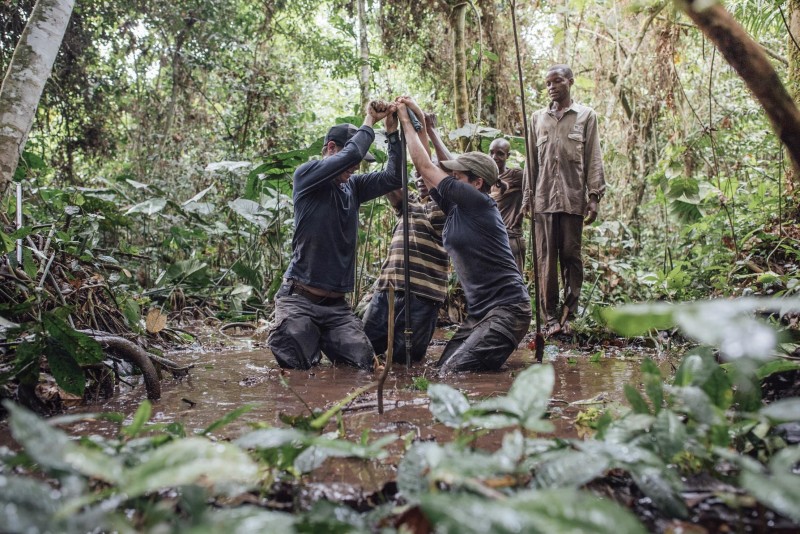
[585, 194, 599, 225]
[425, 113, 455, 162]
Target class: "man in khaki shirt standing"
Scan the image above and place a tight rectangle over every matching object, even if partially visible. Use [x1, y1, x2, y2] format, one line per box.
[523, 64, 605, 336]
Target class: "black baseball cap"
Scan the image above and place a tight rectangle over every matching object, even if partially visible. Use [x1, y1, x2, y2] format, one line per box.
[324, 123, 376, 162]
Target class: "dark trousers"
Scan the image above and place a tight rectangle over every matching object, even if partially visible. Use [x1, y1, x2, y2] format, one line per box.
[508, 234, 526, 276]
[267, 282, 374, 370]
[436, 301, 531, 374]
[362, 290, 440, 363]
[534, 212, 584, 323]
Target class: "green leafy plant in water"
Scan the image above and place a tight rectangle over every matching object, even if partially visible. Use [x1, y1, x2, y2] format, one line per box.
[4, 310, 105, 397]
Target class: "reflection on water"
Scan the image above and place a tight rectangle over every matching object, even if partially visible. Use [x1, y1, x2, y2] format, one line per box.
[1, 334, 670, 492]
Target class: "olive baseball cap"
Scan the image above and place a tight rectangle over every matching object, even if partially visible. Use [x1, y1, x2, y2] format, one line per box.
[324, 123, 376, 162]
[440, 152, 499, 185]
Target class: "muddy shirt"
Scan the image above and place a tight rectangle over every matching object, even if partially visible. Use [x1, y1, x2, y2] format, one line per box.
[524, 102, 605, 216]
[373, 194, 448, 303]
[491, 167, 525, 238]
[431, 176, 529, 320]
[283, 127, 402, 293]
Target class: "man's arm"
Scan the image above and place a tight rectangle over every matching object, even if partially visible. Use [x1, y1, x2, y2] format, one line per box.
[397, 99, 448, 190]
[583, 110, 605, 225]
[425, 113, 455, 163]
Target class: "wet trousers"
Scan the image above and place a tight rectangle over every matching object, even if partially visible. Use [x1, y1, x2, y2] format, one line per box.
[534, 212, 584, 324]
[508, 233, 526, 276]
[362, 290, 440, 363]
[436, 301, 531, 374]
[267, 282, 374, 370]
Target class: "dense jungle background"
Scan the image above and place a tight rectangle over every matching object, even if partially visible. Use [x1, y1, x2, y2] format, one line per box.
[1, 0, 800, 533]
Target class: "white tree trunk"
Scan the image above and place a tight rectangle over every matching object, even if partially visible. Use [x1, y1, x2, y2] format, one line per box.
[0, 0, 75, 197]
[357, 0, 371, 114]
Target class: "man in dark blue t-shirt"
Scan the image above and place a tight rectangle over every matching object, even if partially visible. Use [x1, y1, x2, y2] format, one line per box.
[268, 101, 402, 370]
[394, 97, 532, 374]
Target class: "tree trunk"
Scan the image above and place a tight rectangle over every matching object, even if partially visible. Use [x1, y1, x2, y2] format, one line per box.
[452, 3, 470, 150]
[787, 0, 800, 200]
[357, 0, 371, 114]
[478, 0, 518, 134]
[680, 0, 800, 177]
[0, 0, 75, 197]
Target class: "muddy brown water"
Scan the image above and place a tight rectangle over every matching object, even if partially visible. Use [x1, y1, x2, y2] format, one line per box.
[2, 330, 670, 497]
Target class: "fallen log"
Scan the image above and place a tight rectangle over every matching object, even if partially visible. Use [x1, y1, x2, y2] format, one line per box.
[77, 330, 161, 400]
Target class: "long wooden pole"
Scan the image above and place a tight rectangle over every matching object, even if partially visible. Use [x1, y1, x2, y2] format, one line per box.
[510, 0, 544, 363]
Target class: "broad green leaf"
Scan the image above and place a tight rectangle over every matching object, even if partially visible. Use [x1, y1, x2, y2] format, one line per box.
[0, 475, 62, 532]
[667, 386, 722, 426]
[124, 438, 258, 497]
[396, 442, 445, 498]
[183, 183, 216, 205]
[667, 176, 699, 199]
[232, 262, 263, 288]
[534, 450, 610, 488]
[630, 465, 688, 518]
[45, 348, 85, 397]
[235, 427, 309, 450]
[43, 314, 104, 365]
[650, 410, 688, 460]
[164, 259, 209, 286]
[428, 384, 471, 427]
[5, 401, 123, 483]
[186, 507, 296, 534]
[624, 384, 651, 415]
[124, 197, 167, 216]
[740, 447, 800, 522]
[759, 398, 800, 423]
[419, 488, 647, 534]
[0, 229, 14, 254]
[228, 198, 270, 229]
[470, 365, 555, 431]
[752, 359, 800, 380]
[296, 500, 366, 532]
[601, 414, 656, 444]
[601, 303, 675, 336]
[293, 434, 395, 473]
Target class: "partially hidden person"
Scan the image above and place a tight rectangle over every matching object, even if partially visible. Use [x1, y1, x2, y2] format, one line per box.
[489, 137, 526, 275]
[268, 100, 402, 370]
[523, 64, 606, 337]
[361, 174, 448, 363]
[395, 96, 532, 374]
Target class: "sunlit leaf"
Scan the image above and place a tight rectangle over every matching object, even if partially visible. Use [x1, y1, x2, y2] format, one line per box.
[124, 438, 258, 497]
[183, 183, 217, 205]
[534, 450, 610, 488]
[601, 303, 675, 336]
[235, 427, 309, 449]
[624, 385, 651, 414]
[419, 488, 647, 534]
[124, 197, 167, 215]
[186, 507, 296, 534]
[428, 384, 471, 427]
[650, 409, 688, 460]
[740, 447, 800, 522]
[759, 398, 800, 423]
[5, 401, 124, 483]
[630, 465, 688, 518]
[0, 475, 61, 533]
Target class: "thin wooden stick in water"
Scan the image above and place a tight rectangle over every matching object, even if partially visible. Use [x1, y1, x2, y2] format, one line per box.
[377, 285, 395, 414]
